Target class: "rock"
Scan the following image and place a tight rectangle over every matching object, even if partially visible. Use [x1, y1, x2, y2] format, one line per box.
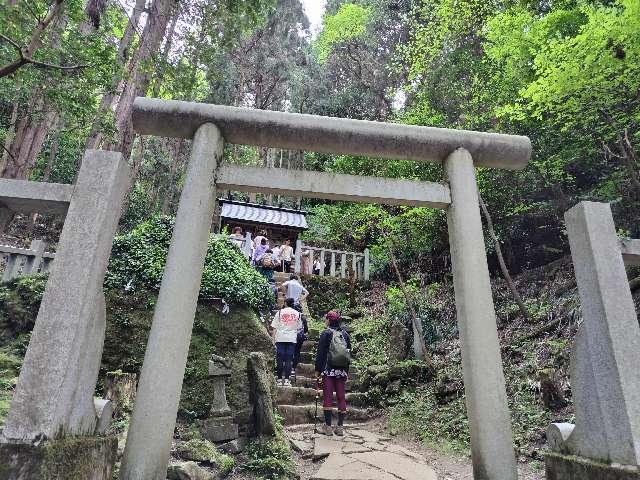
[372, 372, 390, 387]
[175, 439, 220, 463]
[385, 379, 402, 395]
[218, 439, 243, 454]
[167, 461, 216, 480]
[290, 438, 312, 454]
[201, 416, 238, 443]
[388, 321, 409, 363]
[104, 371, 137, 417]
[349, 451, 437, 480]
[312, 453, 396, 480]
[313, 436, 345, 460]
[247, 352, 276, 436]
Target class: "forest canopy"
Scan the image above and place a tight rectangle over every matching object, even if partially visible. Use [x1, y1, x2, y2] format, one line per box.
[1, 0, 638, 279]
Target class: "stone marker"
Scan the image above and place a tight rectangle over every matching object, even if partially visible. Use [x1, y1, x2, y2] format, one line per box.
[201, 354, 238, 443]
[247, 352, 276, 437]
[2, 150, 130, 441]
[546, 201, 640, 478]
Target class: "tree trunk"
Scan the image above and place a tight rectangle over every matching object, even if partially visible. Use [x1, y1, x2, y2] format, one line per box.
[111, 0, 176, 159]
[161, 139, 183, 214]
[42, 119, 62, 182]
[384, 232, 432, 366]
[150, 6, 180, 98]
[618, 129, 640, 200]
[0, 100, 19, 174]
[84, 0, 146, 151]
[479, 194, 530, 322]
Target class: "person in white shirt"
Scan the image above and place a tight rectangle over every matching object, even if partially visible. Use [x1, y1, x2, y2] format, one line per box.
[271, 298, 303, 387]
[280, 239, 294, 272]
[272, 244, 282, 271]
[228, 226, 244, 248]
[281, 274, 309, 305]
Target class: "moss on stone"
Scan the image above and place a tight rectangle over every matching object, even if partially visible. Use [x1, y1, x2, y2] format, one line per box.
[176, 438, 235, 474]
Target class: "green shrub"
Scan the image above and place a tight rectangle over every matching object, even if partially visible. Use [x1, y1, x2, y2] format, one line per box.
[242, 421, 296, 480]
[176, 438, 235, 474]
[105, 215, 273, 309]
[0, 274, 48, 339]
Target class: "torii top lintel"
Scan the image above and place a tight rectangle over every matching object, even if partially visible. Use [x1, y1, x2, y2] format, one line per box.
[132, 97, 532, 170]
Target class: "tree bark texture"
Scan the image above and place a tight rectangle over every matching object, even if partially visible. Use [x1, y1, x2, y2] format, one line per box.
[111, 0, 177, 159]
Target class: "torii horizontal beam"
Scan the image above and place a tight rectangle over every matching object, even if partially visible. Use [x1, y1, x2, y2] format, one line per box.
[216, 165, 451, 209]
[0, 179, 73, 215]
[132, 97, 531, 170]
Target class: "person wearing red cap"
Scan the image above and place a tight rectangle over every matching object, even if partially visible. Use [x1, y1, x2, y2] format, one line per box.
[314, 310, 352, 436]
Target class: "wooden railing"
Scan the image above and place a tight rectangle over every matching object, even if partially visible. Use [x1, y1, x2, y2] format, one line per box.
[0, 240, 54, 282]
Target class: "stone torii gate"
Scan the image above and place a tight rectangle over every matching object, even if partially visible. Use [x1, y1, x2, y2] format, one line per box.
[120, 98, 531, 480]
[0, 97, 531, 480]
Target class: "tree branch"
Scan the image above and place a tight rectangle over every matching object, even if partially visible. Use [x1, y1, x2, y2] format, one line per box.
[0, 33, 22, 52]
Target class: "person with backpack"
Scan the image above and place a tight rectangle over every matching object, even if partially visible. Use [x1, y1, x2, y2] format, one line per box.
[259, 248, 275, 282]
[271, 298, 303, 387]
[315, 310, 351, 436]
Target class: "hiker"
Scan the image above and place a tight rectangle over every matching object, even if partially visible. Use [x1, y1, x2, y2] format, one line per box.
[259, 248, 276, 282]
[315, 311, 351, 436]
[253, 230, 268, 249]
[313, 258, 321, 275]
[228, 226, 244, 249]
[272, 243, 283, 271]
[281, 274, 309, 308]
[280, 239, 294, 272]
[252, 237, 268, 266]
[271, 298, 303, 387]
[292, 310, 308, 375]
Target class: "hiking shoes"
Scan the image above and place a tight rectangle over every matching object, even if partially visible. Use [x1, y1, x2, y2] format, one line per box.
[334, 426, 344, 436]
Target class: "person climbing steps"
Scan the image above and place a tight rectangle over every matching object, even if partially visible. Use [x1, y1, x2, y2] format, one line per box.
[315, 310, 352, 436]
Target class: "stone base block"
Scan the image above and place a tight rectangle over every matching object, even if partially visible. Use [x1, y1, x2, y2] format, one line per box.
[545, 452, 640, 480]
[0, 436, 117, 480]
[201, 417, 238, 443]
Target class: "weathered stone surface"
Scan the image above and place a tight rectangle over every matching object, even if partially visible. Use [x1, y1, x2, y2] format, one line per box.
[218, 440, 242, 454]
[166, 462, 216, 480]
[120, 123, 223, 480]
[0, 436, 117, 480]
[2, 151, 130, 441]
[313, 437, 345, 460]
[201, 417, 238, 443]
[93, 398, 114, 435]
[561, 201, 640, 465]
[247, 352, 276, 437]
[104, 372, 136, 418]
[133, 97, 532, 170]
[289, 438, 312, 454]
[445, 147, 517, 480]
[311, 453, 397, 480]
[349, 451, 437, 480]
[545, 452, 640, 480]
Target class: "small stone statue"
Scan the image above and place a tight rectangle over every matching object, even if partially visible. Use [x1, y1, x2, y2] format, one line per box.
[201, 354, 238, 443]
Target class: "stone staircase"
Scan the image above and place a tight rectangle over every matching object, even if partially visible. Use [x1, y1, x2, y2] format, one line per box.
[271, 271, 370, 425]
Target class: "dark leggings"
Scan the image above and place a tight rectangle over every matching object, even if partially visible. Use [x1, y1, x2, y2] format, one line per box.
[275, 342, 296, 379]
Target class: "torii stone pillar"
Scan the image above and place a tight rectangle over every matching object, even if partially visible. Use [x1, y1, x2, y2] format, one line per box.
[119, 123, 223, 480]
[445, 148, 517, 480]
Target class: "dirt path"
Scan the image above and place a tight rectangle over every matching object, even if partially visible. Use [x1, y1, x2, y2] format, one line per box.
[286, 420, 545, 480]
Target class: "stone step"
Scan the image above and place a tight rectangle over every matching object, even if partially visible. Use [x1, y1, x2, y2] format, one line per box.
[301, 340, 317, 352]
[277, 404, 370, 426]
[277, 386, 367, 406]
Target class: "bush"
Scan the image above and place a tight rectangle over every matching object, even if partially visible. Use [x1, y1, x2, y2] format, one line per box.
[242, 421, 296, 480]
[105, 215, 273, 309]
[0, 274, 47, 339]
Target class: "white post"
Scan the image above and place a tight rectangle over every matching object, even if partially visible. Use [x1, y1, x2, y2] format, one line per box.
[445, 147, 517, 480]
[2, 253, 18, 281]
[351, 253, 357, 279]
[294, 239, 302, 273]
[330, 251, 336, 277]
[319, 249, 325, 276]
[364, 248, 370, 281]
[243, 231, 252, 259]
[120, 123, 223, 480]
[341, 253, 346, 278]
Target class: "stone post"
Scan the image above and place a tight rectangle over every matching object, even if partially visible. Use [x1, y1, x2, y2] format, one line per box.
[364, 248, 370, 281]
[330, 251, 336, 277]
[319, 249, 326, 276]
[445, 147, 517, 480]
[294, 239, 302, 273]
[2, 150, 130, 441]
[120, 123, 223, 480]
[341, 253, 347, 278]
[23, 239, 45, 274]
[551, 202, 640, 465]
[2, 253, 19, 281]
[201, 355, 238, 442]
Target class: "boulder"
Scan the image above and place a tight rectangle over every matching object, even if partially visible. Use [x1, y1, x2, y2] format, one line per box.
[167, 461, 216, 480]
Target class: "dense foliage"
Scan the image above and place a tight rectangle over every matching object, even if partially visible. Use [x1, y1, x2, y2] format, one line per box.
[105, 215, 273, 309]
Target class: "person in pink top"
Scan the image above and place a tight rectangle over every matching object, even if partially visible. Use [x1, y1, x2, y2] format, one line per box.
[270, 298, 303, 387]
